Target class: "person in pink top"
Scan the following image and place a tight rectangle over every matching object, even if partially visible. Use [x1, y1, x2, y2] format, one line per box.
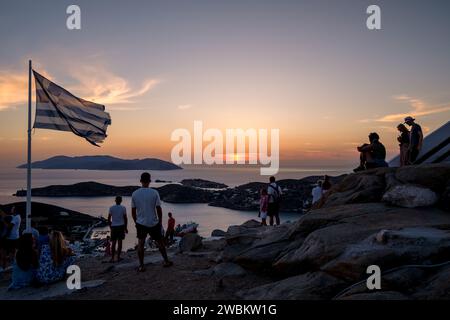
[259, 188, 269, 226]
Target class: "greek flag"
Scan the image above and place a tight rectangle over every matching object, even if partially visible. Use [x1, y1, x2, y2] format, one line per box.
[33, 70, 111, 146]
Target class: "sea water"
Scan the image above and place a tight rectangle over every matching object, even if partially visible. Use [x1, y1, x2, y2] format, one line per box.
[0, 165, 349, 249]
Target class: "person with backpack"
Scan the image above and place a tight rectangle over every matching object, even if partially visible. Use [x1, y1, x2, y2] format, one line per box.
[267, 176, 282, 226]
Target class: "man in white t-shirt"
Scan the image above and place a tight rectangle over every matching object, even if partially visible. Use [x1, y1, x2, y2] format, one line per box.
[107, 196, 128, 263]
[131, 172, 172, 271]
[3, 206, 21, 269]
[267, 176, 282, 226]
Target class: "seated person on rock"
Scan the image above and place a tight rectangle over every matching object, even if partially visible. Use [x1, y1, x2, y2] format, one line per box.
[36, 231, 75, 285]
[354, 132, 388, 172]
[9, 233, 39, 290]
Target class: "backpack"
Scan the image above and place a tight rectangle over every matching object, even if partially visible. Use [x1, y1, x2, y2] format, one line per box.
[268, 184, 282, 204]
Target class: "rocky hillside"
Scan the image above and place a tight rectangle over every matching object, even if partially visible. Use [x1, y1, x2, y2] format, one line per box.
[212, 163, 450, 299]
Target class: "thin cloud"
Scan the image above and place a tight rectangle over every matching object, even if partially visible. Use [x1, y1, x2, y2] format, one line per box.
[0, 71, 28, 110]
[0, 65, 159, 111]
[68, 65, 160, 106]
[376, 95, 450, 122]
[177, 104, 192, 110]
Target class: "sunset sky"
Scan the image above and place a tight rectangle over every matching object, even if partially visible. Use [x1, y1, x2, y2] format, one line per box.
[1, 0, 449, 168]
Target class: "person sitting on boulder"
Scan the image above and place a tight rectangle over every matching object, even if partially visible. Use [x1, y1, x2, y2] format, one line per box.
[354, 132, 388, 172]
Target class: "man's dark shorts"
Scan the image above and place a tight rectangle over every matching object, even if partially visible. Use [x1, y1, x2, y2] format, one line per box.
[267, 203, 280, 217]
[136, 223, 163, 241]
[110, 225, 126, 241]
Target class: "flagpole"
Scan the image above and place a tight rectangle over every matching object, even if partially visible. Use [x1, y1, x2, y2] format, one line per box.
[26, 59, 32, 232]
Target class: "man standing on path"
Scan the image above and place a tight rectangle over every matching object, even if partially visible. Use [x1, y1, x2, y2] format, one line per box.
[132, 172, 173, 271]
[405, 116, 423, 165]
[267, 176, 282, 226]
[108, 196, 128, 263]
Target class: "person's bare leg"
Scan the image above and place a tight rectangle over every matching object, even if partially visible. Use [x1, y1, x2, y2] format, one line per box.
[117, 240, 123, 261]
[156, 239, 171, 265]
[110, 240, 117, 262]
[137, 238, 145, 270]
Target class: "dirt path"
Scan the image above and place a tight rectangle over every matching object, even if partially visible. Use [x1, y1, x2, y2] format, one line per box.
[62, 244, 271, 300]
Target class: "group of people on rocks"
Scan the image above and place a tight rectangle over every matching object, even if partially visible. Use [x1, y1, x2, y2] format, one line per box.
[0, 206, 75, 290]
[2, 172, 176, 291]
[105, 172, 174, 271]
[308, 116, 424, 206]
[311, 175, 332, 206]
[354, 116, 423, 172]
[258, 176, 283, 226]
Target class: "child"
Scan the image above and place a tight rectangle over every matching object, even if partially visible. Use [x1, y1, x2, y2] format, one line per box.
[165, 212, 176, 245]
[104, 236, 112, 257]
[259, 188, 269, 226]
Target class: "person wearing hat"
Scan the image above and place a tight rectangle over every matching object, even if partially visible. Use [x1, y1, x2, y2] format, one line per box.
[354, 132, 388, 172]
[404, 116, 423, 164]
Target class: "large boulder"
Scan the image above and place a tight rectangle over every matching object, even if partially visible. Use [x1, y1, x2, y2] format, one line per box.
[317, 164, 450, 209]
[234, 241, 290, 271]
[211, 229, 227, 237]
[273, 203, 450, 276]
[395, 163, 450, 192]
[179, 233, 203, 253]
[238, 271, 346, 300]
[319, 171, 386, 208]
[382, 185, 439, 208]
[225, 226, 263, 246]
[412, 265, 450, 299]
[339, 291, 409, 300]
[212, 262, 247, 277]
[440, 182, 450, 211]
[223, 221, 292, 267]
[322, 227, 450, 282]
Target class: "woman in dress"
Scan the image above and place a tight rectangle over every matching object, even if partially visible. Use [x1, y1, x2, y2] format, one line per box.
[397, 123, 410, 166]
[36, 231, 75, 284]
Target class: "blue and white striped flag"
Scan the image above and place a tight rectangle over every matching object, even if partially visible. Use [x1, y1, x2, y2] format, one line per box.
[33, 70, 111, 146]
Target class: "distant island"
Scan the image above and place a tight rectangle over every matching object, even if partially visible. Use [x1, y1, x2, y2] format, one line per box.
[17, 155, 182, 171]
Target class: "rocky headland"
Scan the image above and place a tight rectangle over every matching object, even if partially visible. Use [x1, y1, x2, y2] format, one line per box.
[14, 176, 344, 212]
[180, 178, 228, 189]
